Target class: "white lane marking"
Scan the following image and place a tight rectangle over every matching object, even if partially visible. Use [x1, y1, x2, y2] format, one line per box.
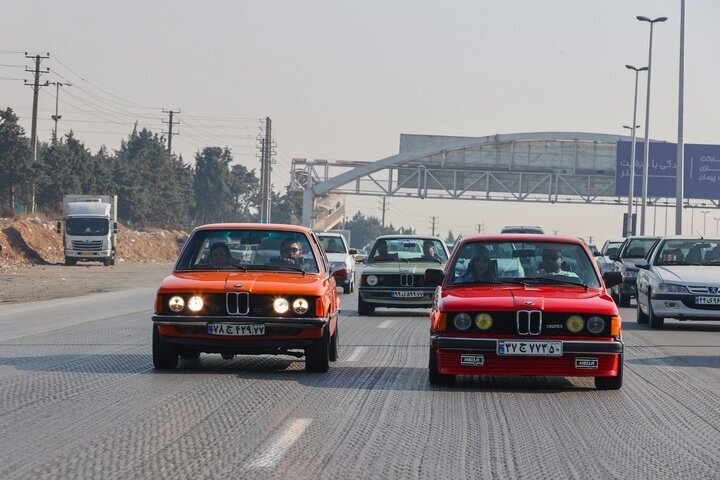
[345, 346, 368, 362]
[377, 320, 397, 329]
[247, 418, 312, 468]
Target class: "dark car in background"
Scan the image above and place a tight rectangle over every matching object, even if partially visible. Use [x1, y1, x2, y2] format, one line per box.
[610, 236, 660, 307]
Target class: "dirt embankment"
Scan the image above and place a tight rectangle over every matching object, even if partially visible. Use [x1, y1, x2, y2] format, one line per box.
[0, 214, 187, 267]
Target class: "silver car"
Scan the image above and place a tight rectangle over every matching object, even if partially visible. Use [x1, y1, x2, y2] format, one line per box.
[636, 237, 720, 329]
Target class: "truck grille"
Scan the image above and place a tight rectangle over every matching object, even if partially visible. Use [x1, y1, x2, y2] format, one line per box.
[72, 240, 103, 251]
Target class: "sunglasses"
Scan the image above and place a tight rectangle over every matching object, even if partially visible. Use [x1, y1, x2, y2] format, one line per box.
[543, 255, 561, 261]
[284, 247, 301, 253]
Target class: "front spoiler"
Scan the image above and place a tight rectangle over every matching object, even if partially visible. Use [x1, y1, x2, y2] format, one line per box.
[152, 314, 328, 328]
[432, 335, 624, 355]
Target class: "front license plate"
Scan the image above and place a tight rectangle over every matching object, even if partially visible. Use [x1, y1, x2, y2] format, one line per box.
[81, 252, 94, 256]
[696, 296, 720, 305]
[391, 291, 425, 298]
[207, 323, 265, 336]
[460, 354, 484, 366]
[497, 340, 563, 356]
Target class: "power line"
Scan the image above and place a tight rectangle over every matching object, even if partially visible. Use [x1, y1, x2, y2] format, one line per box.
[162, 109, 180, 153]
[25, 52, 50, 213]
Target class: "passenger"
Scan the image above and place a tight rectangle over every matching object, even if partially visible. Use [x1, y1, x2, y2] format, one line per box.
[326, 238, 342, 253]
[460, 253, 496, 283]
[686, 245, 703, 264]
[422, 240, 440, 261]
[209, 242, 232, 266]
[537, 248, 580, 278]
[706, 245, 720, 263]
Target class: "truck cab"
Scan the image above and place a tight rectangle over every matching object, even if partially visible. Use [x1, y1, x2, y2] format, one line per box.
[58, 195, 118, 266]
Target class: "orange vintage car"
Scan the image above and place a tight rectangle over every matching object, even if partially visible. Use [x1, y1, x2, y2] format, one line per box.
[152, 223, 341, 372]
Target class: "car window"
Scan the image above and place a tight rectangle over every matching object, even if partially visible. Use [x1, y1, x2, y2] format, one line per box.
[448, 240, 600, 288]
[654, 239, 720, 266]
[367, 238, 448, 263]
[176, 228, 320, 273]
[318, 235, 347, 254]
[621, 239, 658, 258]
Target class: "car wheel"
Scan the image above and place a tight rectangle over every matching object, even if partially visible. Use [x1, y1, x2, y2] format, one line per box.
[343, 282, 350, 294]
[306, 326, 331, 372]
[595, 354, 623, 390]
[610, 287, 619, 304]
[103, 257, 111, 267]
[65, 258, 76, 266]
[329, 323, 339, 362]
[636, 294, 649, 324]
[619, 290, 631, 308]
[428, 345, 455, 385]
[647, 291, 665, 329]
[152, 326, 178, 369]
[110, 252, 116, 266]
[358, 296, 375, 315]
[221, 353, 235, 360]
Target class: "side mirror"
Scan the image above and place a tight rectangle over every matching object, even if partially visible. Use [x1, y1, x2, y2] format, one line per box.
[425, 268, 445, 286]
[56, 221, 61, 234]
[634, 259, 650, 269]
[331, 267, 346, 278]
[592, 251, 603, 257]
[608, 255, 619, 262]
[348, 248, 357, 255]
[603, 271, 623, 289]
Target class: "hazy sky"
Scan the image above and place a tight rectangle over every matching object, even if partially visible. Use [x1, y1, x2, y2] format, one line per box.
[3, 1, 720, 245]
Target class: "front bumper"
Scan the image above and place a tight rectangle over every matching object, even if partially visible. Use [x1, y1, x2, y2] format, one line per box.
[65, 249, 111, 259]
[432, 335, 623, 377]
[359, 287, 434, 307]
[650, 293, 720, 320]
[619, 278, 637, 296]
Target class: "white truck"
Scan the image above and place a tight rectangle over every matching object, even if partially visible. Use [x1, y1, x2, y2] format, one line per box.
[57, 195, 118, 266]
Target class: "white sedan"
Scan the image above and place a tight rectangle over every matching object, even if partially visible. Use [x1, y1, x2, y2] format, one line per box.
[636, 237, 720, 329]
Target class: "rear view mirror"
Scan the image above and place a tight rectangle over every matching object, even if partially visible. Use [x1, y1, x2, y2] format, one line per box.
[425, 268, 444, 286]
[512, 249, 535, 258]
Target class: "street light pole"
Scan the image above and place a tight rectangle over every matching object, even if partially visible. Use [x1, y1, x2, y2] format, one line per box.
[675, 0, 686, 235]
[700, 210, 709, 236]
[637, 15, 668, 235]
[624, 65, 647, 237]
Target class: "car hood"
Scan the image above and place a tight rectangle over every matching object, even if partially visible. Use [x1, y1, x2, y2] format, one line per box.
[363, 261, 445, 274]
[655, 266, 720, 284]
[439, 286, 616, 315]
[158, 271, 327, 296]
[326, 253, 350, 263]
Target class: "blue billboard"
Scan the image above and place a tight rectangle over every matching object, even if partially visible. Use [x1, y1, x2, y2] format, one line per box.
[615, 141, 720, 200]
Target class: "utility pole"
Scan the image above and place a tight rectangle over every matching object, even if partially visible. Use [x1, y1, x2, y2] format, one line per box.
[258, 117, 273, 223]
[380, 196, 388, 228]
[430, 216, 438, 236]
[162, 109, 180, 153]
[50, 81, 71, 144]
[25, 53, 50, 213]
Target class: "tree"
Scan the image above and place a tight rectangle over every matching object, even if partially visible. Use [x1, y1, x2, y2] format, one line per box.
[229, 164, 260, 222]
[344, 211, 416, 249]
[193, 147, 234, 224]
[446, 230, 456, 244]
[0, 108, 31, 213]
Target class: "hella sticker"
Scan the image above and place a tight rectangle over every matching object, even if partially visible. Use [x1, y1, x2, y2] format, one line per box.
[575, 357, 599, 369]
[460, 354, 484, 366]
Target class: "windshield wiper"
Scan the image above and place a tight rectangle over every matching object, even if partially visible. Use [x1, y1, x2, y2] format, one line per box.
[416, 257, 443, 264]
[522, 276, 588, 288]
[190, 264, 247, 271]
[451, 279, 528, 286]
[659, 261, 701, 266]
[244, 264, 306, 274]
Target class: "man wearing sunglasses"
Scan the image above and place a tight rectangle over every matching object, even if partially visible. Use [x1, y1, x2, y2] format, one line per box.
[537, 248, 579, 278]
[277, 238, 304, 266]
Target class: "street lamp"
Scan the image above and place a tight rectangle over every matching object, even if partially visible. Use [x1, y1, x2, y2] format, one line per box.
[624, 64, 647, 237]
[637, 15, 668, 235]
[700, 210, 710, 236]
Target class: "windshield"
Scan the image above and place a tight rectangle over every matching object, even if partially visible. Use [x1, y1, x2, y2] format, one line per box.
[319, 235, 347, 254]
[66, 217, 109, 236]
[622, 239, 658, 259]
[603, 241, 622, 254]
[367, 238, 448, 263]
[176, 228, 320, 273]
[448, 240, 601, 288]
[654, 239, 720, 266]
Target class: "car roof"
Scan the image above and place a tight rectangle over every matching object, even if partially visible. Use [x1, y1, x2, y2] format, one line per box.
[192, 223, 312, 234]
[657, 236, 720, 241]
[456, 234, 585, 245]
[624, 235, 661, 240]
[374, 235, 444, 241]
[318, 232, 344, 238]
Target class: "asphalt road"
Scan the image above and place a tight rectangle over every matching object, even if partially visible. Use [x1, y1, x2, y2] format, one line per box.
[1, 285, 720, 479]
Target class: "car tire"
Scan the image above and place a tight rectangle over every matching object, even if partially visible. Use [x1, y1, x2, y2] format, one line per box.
[647, 291, 665, 329]
[428, 345, 455, 385]
[636, 295, 649, 324]
[619, 290, 631, 308]
[103, 257, 111, 267]
[179, 349, 201, 360]
[595, 354, 623, 390]
[358, 296, 375, 315]
[65, 258, 76, 266]
[343, 282, 351, 294]
[221, 353, 235, 360]
[610, 287, 619, 304]
[329, 323, 339, 362]
[152, 326, 178, 369]
[306, 326, 331, 373]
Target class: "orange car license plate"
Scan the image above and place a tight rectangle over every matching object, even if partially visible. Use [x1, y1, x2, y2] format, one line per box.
[207, 324, 265, 336]
[497, 340, 562, 356]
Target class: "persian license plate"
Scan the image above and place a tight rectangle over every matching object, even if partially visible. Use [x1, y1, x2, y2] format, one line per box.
[497, 340, 562, 356]
[81, 252, 94, 256]
[391, 291, 425, 298]
[696, 296, 720, 305]
[460, 354, 484, 366]
[207, 323, 265, 336]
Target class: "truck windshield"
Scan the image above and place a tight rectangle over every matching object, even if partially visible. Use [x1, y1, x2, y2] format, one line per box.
[66, 217, 109, 236]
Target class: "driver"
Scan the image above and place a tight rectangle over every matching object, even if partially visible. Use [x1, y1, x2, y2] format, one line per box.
[422, 240, 440, 261]
[276, 238, 304, 265]
[459, 253, 496, 283]
[537, 248, 579, 278]
[372, 240, 398, 261]
[209, 242, 232, 266]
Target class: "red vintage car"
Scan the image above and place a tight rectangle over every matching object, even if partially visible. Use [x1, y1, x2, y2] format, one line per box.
[152, 224, 341, 372]
[425, 235, 624, 389]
